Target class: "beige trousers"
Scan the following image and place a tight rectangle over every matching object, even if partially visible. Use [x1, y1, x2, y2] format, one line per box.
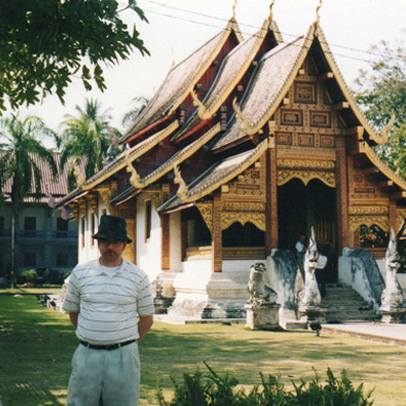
[67, 342, 140, 406]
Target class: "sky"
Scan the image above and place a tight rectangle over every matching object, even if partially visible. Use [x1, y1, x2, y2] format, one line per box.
[21, 0, 406, 139]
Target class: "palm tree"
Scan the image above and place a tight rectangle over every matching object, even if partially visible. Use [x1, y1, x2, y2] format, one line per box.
[121, 96, 149, 128]
[0, 114, 57, 288]
[60, 99, 112, 190]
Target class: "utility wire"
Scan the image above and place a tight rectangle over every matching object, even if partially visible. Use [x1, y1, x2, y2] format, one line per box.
[139, 0, 405, 64]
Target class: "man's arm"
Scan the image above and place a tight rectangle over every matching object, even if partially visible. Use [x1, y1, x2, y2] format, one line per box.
[69, 312, 79, 328]
[138, 315, 153, 342]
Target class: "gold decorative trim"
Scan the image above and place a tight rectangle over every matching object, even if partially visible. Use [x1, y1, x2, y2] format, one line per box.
[81, 120, 179, 192]
[174, 164, 188, 200]
[196, 202, 213, 232]
[278, 158, 334, 170]
[68, 202, 79, 221]
[178, 139, 269, 203]
[278, 169, 335, 187]
[203, 18, 271, 119]
[349, 206, 388, 215]
[168, 18, 243, 116]
[223, 202, 266, 211]
[363, 144, 406, 191]
[349, 215, 389, 233]
[314, 25, 384, 144]
[137, 123, 221, 189]
[77, 198, 87, 217]
[87, 193, 98, 215]
[397, 208, 406, 232]
[221, 211, 265, 231]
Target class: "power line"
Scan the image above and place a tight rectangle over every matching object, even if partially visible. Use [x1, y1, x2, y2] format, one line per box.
[139, 0, 405, 64]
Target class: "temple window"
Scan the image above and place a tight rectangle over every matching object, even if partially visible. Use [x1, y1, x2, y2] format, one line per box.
[359, 224, 388, 248]
[182, 207, 211, 248]
[145, 200, 152, 241]
[222, 222, 265, 247]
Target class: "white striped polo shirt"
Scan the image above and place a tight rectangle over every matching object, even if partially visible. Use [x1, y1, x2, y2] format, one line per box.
[63, 259, 155, 345]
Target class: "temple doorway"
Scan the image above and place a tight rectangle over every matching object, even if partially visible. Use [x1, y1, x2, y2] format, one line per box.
[278, 178, 337, 281]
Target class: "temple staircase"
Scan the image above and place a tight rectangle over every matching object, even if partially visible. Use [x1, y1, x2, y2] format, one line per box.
[321, 283, 380, 323]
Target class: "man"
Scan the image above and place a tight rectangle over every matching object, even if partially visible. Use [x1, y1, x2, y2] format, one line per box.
[295, 234, 307, 276]
[63, 214, 154, 406]
[315, 246, 328, 298]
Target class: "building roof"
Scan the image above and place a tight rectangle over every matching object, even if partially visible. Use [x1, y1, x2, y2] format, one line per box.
[172, 18, 281, 142]
[212, 35, 307, 150]
[2, 151, 83, 204]
[213, 23, 387, 151]
[121, 18, 243, 143]
[159, 139, 268, 212]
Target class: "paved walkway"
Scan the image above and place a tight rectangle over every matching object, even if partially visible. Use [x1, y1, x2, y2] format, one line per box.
[322, 322, 406, 346]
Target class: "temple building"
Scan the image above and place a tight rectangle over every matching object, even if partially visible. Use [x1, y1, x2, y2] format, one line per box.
[56, 6, 406, 322]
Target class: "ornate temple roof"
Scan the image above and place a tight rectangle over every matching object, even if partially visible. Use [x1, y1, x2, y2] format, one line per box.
[55, 120, 179, 207]
[213, 23, 387, 151]
[159, 139, 268, 212]
[213, 34, 307, 150]
[121, 18, 243, 143]
[172, 18, 281, 142]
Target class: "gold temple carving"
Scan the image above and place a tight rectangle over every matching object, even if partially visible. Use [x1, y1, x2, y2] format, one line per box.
[349, 215, 389, 233]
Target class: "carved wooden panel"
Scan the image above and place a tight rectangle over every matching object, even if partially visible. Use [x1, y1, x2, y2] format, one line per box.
[222, 156, 266, 201]
[310, 111, 331, 128]
[280, 109, 303, 126]
[276, 132, 292, 145]
[294, 82, 317, 104]
[349, 215, 389, 233]
[297, 133, 314, 147]
[320, 135, 335, 148]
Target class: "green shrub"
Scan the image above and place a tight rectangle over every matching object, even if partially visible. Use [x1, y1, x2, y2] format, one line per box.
[157, 363, 374, 406]
[21, 269, 38, 284]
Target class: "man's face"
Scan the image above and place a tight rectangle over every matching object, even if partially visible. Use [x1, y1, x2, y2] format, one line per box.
[97, 239, 127, 266]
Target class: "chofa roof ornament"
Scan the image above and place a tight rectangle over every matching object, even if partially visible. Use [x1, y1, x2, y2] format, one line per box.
[268, 0, 275, 22]
[380, 111, 396, 142]
[314, 0, 323, 26]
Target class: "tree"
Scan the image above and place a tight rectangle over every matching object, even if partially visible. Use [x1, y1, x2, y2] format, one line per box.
[122, 96, 149, 128]
[0, 115, 57, 288]
[0, 0, 148, 111]
[355, 39, 406, 178]
[60, 99, 112, 190]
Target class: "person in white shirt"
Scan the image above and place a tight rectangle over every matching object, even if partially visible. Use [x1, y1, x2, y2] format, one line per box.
[295, 234, 307, 276]
[63, 215, 154, 406]
[315, 245, 328, 298]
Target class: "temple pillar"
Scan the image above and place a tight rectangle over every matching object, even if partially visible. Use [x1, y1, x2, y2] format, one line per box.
[212, 193, 222, 272]
[265, 139, 278, 255]
[161, 184, 171, 270]
[117, 201, 136, 264]
[389, 200, 397, 233]
[336, 137, 349, 253]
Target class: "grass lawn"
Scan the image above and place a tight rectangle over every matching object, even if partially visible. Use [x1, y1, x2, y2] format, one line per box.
[0, 295, 405, 406]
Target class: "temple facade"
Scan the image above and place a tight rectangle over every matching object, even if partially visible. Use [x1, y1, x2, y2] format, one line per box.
[56, 9, 406, 321]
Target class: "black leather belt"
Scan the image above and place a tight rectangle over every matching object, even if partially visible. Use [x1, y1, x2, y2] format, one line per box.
[80, 339, 136, 350]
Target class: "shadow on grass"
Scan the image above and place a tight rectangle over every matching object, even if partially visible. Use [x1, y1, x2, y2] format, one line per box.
[1, 296, 406, 406]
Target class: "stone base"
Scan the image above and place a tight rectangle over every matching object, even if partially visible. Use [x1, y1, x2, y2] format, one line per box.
[298, 305, 327, 324]
[380, 306, 406, 323]
[245, 302, 281, 330]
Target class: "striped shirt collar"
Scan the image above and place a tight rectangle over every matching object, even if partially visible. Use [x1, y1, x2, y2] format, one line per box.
[96, 258, 126, 276]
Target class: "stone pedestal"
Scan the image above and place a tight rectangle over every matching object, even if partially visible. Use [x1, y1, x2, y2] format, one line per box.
[245, 302, 281, 330]
[298, 305, 327, 324]
[380, 306, 406, 324]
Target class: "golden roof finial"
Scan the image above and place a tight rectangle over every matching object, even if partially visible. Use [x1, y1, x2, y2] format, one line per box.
[268, 0, 275, 22]
[314, 0, 323, 26]
[174, 164, 188, 201]
[232, 0, 238, 20]
[191, 89, 210, 120]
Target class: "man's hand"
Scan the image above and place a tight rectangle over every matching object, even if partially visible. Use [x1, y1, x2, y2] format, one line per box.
[69, 312, 79, 328]
[138, 315, 153, 342]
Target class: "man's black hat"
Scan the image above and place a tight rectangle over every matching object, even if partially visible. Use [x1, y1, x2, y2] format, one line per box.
[92, 214, 132, 243]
